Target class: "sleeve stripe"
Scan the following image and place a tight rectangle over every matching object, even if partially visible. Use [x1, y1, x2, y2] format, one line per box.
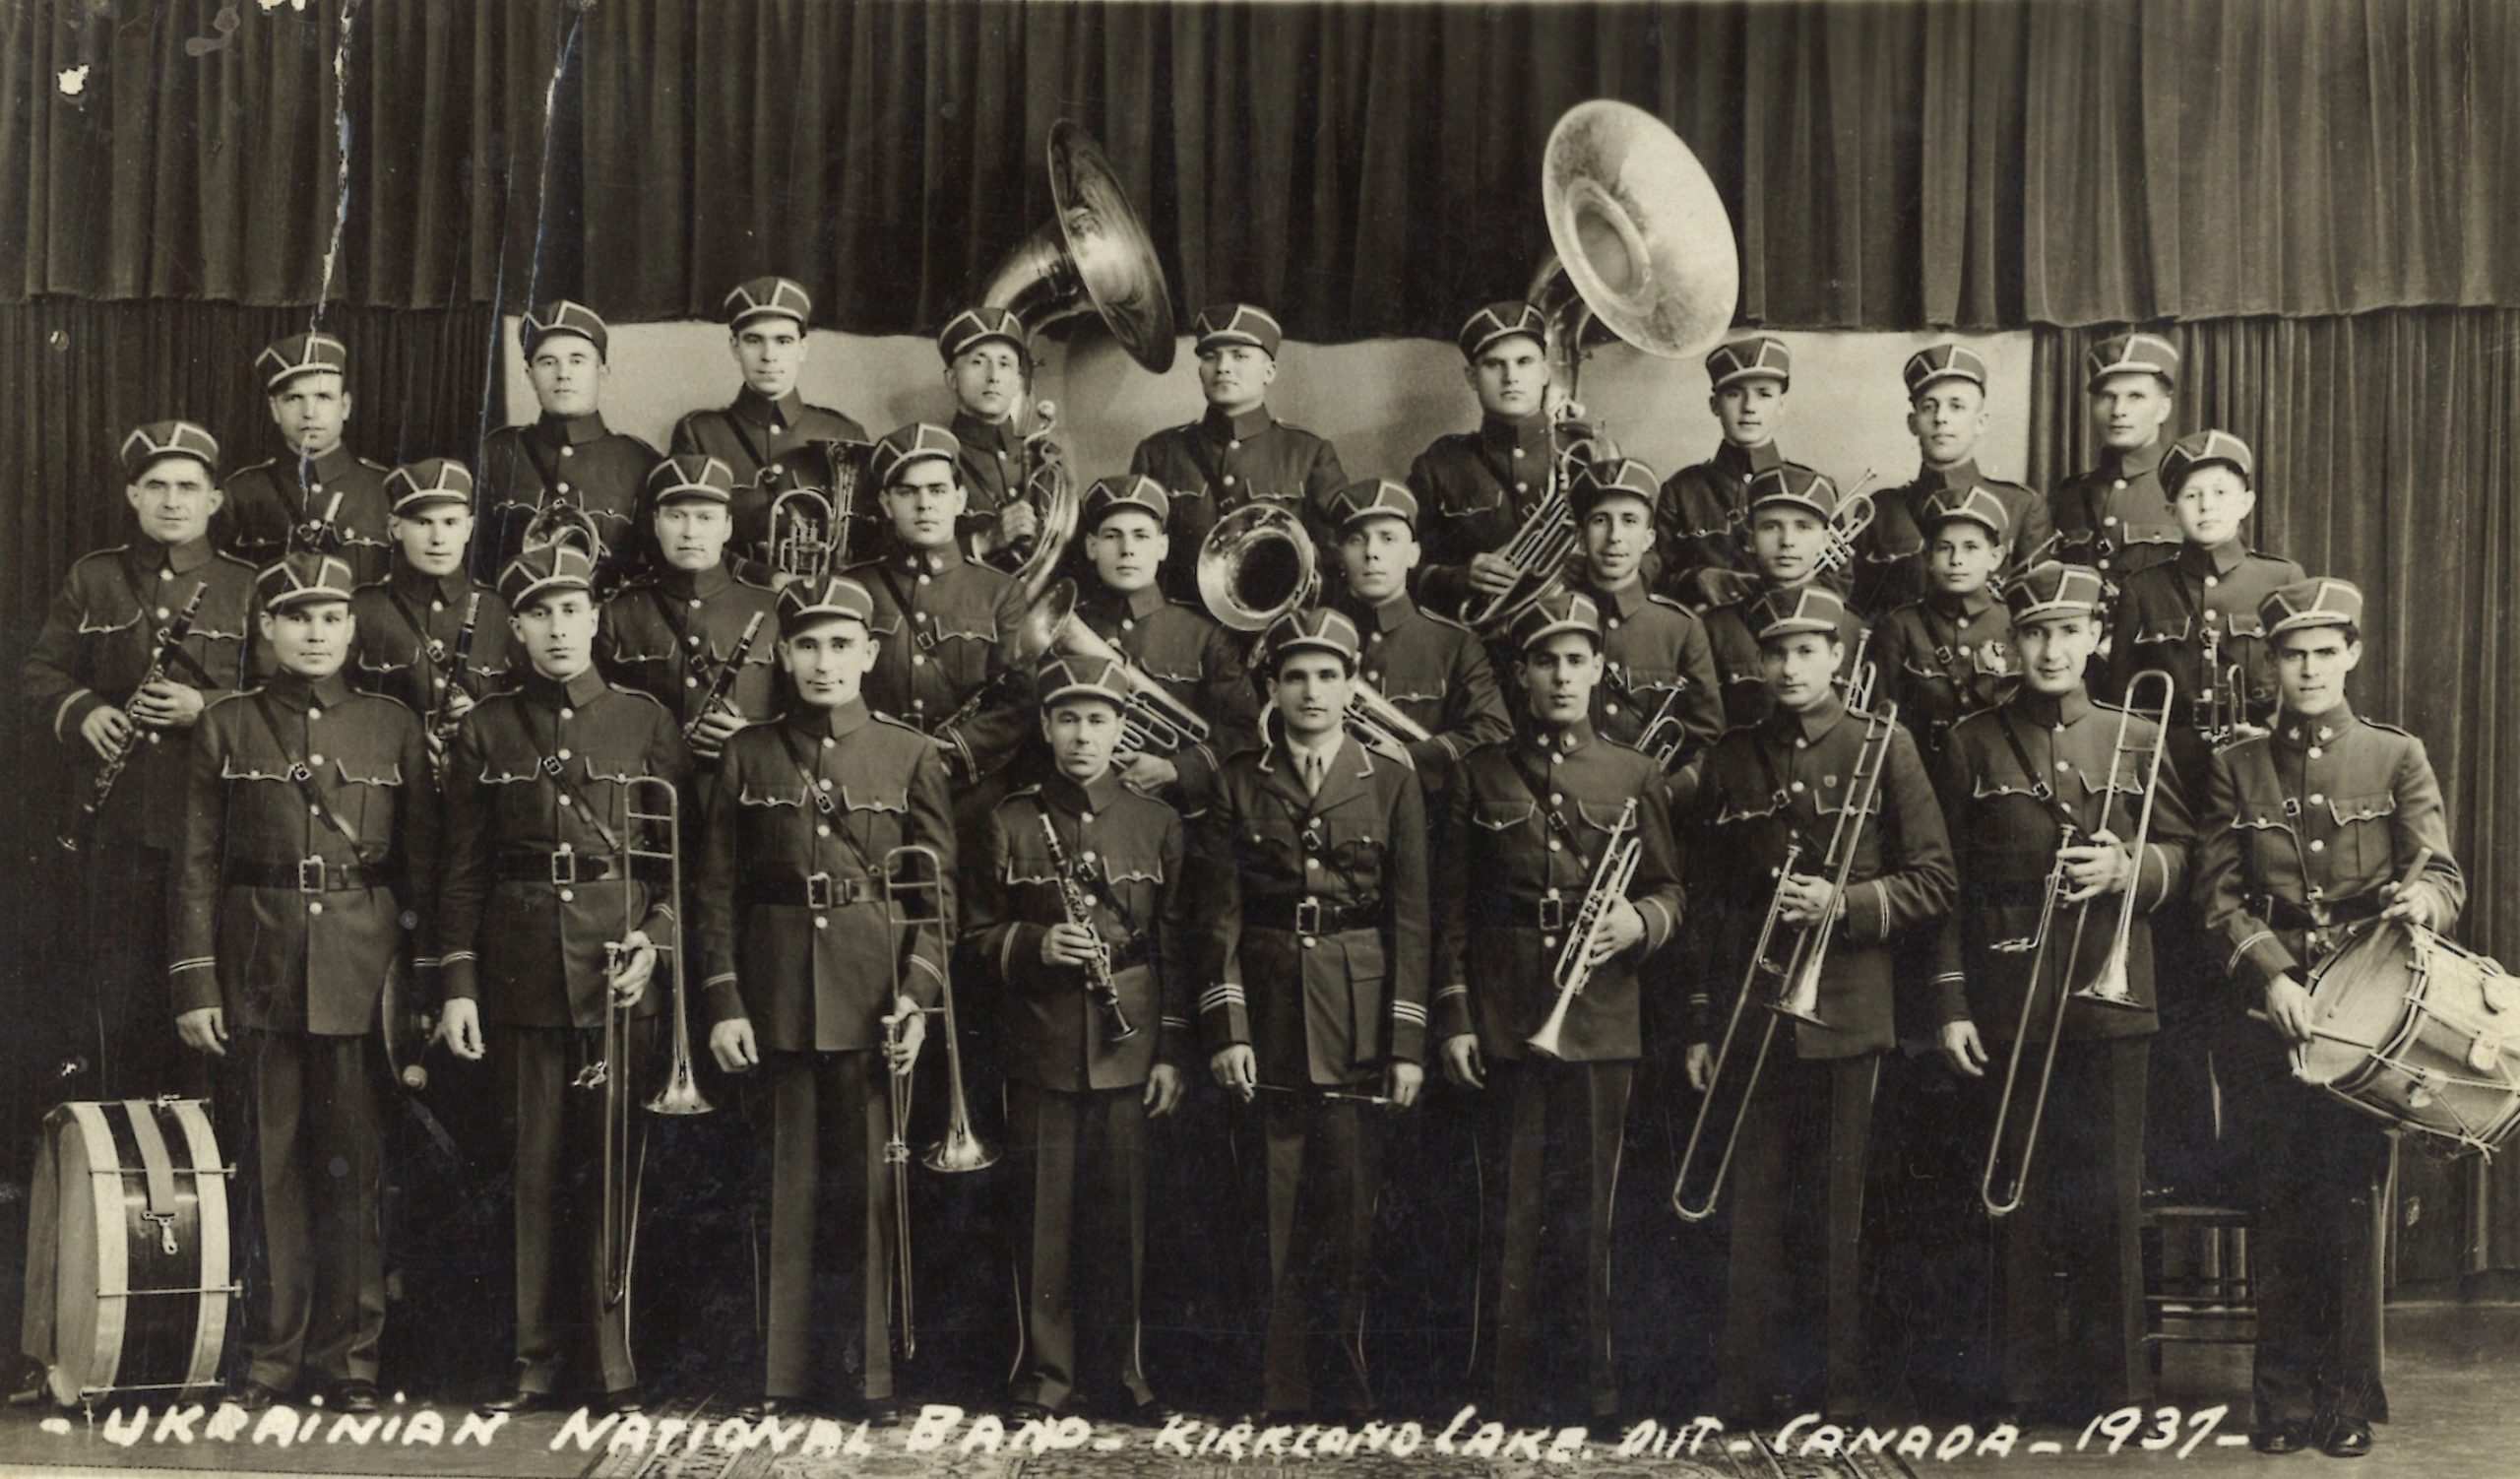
[2228, 930, 2277, 977]
[704, 972, 737, 989]
[1435, 983, 1469, 999]
[52, 689, 95, 740]
[168, 957, 216, 974]
[1390, 1001, 1428, 1024]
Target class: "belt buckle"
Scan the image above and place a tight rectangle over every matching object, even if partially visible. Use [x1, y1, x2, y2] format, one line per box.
[296, 857, 326, 893]
[549, 850, 580, 887]
[1294, 897, 1324, 936]
[806, 870, 835, 911]
[1538, 893, 1565, 932]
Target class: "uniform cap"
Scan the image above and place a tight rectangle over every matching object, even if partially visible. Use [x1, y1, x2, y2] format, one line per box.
[2002, 560, 2108, 626]
[1328, 479, 1418, 534]
[1745, 464, 1840, 521]
[647, 453, 738, 505]
[257, 551, 358, 612]
[1193, 302, 1284, 358]
[1037, 653, 1132, 711]
[1902, 343, 1987, 398]
[1259, 607, 1360, 668]
[2160, 428, 2255, 492]
[1080, 474, 1172, 532]
[869, 423, 963, 487]
[937, 306, 1030, 366]
[1751, 584, 1851, 642]
[497, 542, 597, 611]
[121, 420, 221, 482]
[778, 574, 878, 630]
[1919, 483, 2012, 543]
[724, 276, 813, 331]
[1457, 300, 1549, 362]
[2084, 332, 2180, 391]
[520, 299, 609, 360]
[2260, 577, 2364, 640]
[1571, 456, 1660, 517]
[255, 331, 349, 391]
[385, 458, 475, 515]
[1506, 591, 1604, 654]
[1706, 335, 1792, 391]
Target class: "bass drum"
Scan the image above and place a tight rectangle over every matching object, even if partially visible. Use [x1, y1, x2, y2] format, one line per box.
[18, 1099, 233, 1408]
[2300, 919, 2520, 1153]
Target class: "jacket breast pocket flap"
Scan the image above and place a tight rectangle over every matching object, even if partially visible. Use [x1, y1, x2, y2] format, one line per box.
[1473, 801, 1536, 833]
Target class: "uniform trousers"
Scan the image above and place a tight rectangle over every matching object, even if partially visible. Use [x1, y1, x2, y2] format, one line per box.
[492, 1019, 654, 1396]
[2248, 1077, 2391, 1428]
[1477, 1058, 1632, 1421]
[1005, 1079, 1153, 1411]
[1718, 1052, 1878, 1419]
[232, 1030, 386, 1391]
[75, 846, 202, 1102]
[762, 1048, 894, 1402]
[1260, 1090, 1390, 1415]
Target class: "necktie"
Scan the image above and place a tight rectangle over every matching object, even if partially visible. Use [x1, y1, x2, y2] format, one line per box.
[1302, 749, 1325, 797]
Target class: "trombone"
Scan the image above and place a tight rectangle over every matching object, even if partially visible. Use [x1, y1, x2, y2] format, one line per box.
[1672, 700, 1902, 1222]
[1980, 671, 2174, 1217]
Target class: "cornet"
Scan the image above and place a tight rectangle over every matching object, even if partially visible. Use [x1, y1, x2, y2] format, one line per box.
[1526, 799, 1645, 1061]
[2191, 625, 2268, 744]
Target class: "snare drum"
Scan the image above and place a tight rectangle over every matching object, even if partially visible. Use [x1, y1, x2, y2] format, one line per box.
[18, 1099, 234, 1408]
[2299, 919, 2520, 1152]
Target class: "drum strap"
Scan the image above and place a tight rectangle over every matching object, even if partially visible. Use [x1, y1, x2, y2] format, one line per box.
[119, 1100, 180, 1223]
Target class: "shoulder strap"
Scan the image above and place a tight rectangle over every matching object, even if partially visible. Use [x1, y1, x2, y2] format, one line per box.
[242, 694, 363, 845]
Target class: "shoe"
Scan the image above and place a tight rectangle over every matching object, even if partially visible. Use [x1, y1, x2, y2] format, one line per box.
[740, 1396, 814, 1422]
[600, 1385, 644, 1417]
[2251, 1421, 2314, 1454]
[1122, 1399, 1181, 1427]
[228, 1382, 284, 1412]
[331, 1382, 380, 1415]
[2317, 1418, 2373, 1458]
[475, 1387, 554, 1417]
[1008, 1400, 1054, 1424]
[859, 1397, 902, 1429]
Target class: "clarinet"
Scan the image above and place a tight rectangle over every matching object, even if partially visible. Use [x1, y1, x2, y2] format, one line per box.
[57, 584, 210, 853]
[1036, 810, 1137, 1042]
[682, 611, 768, 742]
[430, 591, 483, 743]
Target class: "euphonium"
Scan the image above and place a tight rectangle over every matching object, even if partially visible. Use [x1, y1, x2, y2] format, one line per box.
[768, 487, 839, 583]
[1526, 799, 1645, 1061]
[1039, 582, 1212, 755]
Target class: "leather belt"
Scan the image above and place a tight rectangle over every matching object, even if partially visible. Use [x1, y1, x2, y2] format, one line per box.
[737, 871, 882, 909]
[225, 859, 388, 893]
[1245, 896, 1384, 935]
[494, 850, 638, 885]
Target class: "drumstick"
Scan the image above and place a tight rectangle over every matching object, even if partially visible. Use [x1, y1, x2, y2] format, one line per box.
[2244, 1008, 2383, 1054]
[1254, 1081, 1397, 1108]
[2383, 846, 2436, 907]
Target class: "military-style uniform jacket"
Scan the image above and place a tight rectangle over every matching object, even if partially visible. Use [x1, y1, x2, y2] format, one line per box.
[1688, 696, 1956, 1059]
[842, 544, 1033, 785]
[434, 669, 689, 1028]
[598, 563, 783, 734]
[2051, 438, 2181, 592]
[1697, 571, 1872, 730]
[2107, 542, 2305, 743]
[1129, 406, 1346, 603]
[1337, 593, 1512, 794]
[966, 772, 1191, 1092]
[2194, 701, 2465, 997]
[673, 388, 869, 570]
[1928, 689, 2193, 1043]
[1582, 577, 1725, 782]
[953, 409, 1026, 522]
[1408, 412, 1554, 618]
[348, 566, 514, 725]
[1870, 589, 2016, 764]
[23, 538, 259, 852]
[478, 412, 662, 587]
[1849, 460, 2052, 619]
[1192, 730, 1431, 1087]
[171, 673, 437, 1034]
[1655, 439, 1791, 598]
[1074, 582, 1258, 810]
[221, 446, 396, 586]
[1430, 719, 1684, 1062]
[692, 698, 954, 1054]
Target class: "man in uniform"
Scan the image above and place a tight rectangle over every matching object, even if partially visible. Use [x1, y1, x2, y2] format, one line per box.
[24, 420, 258, 1098]
[1194, 608, 1429, 1421]
[598, 455, 782, 763]
[1325, 479, 1512, 799]
[432, 541, 688, 1416]
[936, 306, 1045, 562]
[172, 550, 437, 1412]
[1432, 591, 1683, 1425]
[1129, 303, 1346, 604]
[965, 653, 1190, 1424]
[1409, 301, 1560, 623]
[1656, 335, 1800, 596]
[2195, 577, 2462, 1459]
[2051, 333, 2184, 593]
[221, 332, 396, 585]
[1685, 584, 1954, 1423]
[1696, 466, 1870, 729]
[1870, 485, 2020, 767]
[478, 300, 662, 589]
[1568, 457, 1723, 790]
[690, 574, 953, 1425]
[349, 458, 512, 774]
[673, 276, 871, 570]
[1930, 560, 2193, 1421]
[1849, 344, 2052, 620]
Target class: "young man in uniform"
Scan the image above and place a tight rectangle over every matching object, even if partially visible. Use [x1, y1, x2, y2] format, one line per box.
[1193, 608, 1428, 1421]
[478, 300, 662, 589]
[598, 454, 782, 762]
[1130, 303, 1346, 604]
[1695, 466, 1870, 728]
[966, 653, 1190, 1424]
[935, 306, 1044, 562]
[1686, 584, 1954, 1424]
[1409, 300, 1560, 622]
[2051, 333, 2184, 595]
[674, 276, 871, 570]
[221, 332, 396, 584]
[690, 574, 954, 1425]
[432, 541, 688, 1416]
[1930, 560, 2192, 1421]
[1869, 485, 2020, 767]
[1432, 591, 1683, 1426]
[2195, 577, 2463, 1459]
[1567, 456, 1724, 791]
[1656, 335, 1798, 596]
[23, 420, 258, 1099]
[349, 458, 511, 775]
[172, 550, 437, 1412]
[1850, 344, 2051, 620]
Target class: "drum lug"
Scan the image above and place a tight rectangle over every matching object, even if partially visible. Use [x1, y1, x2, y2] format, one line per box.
[2470, 1034, 2508, 1076]
[140, 1211, 177, 1257]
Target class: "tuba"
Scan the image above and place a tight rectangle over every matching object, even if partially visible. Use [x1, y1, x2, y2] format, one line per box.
[1197, 501, 1320, 633]
[976, 122, 1176, 374]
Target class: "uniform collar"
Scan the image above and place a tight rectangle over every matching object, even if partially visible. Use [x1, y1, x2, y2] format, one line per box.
[2275, 702, 2357, 751]
[735, 386, 805, 429]
[657, 562, 734, 601]
[278, 442, 359, 482]
[1083, 580, 1167, 622]
[136, 535, 217, 575]
[522, 666, 610, 709]
[1043, 768, 1127, 815]
[1926, 583, 1996, 620]
[263, 669, 356, 711]
[1522, 715, 1598, 757]
[2009, 686, 2093, 730]
[1766, 691, 1848, 744]
[1582, 576, 1651, 618]
[952, 409, 1018, 456]
[2106, 436, 2167, 481]
[2176, 539, 2247, 579]
[889, 543, 966, 576]
[390, 563, 472, 606]
[1201, 404, 1276, 442]
[788, 696, 873, 739]
[1919, 456, 1982, 492]
[536, 410, 609, 445]
[1479, 411, 1551, 457]
[1341, 590, 1419, 633]
[1715, 438, 1786, 479]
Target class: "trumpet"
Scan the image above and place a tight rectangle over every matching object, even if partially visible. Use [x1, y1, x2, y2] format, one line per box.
[1625, 670, 1696, 771]
[1526, 799, 1645, 1060]
[1673, 700, 1901, 1222]
[1811, 473, 1883, 576]
[1037, 811, 1136, 1042]
[2191, 626, 2268, 745]
[1980, 672, 2174, 1217]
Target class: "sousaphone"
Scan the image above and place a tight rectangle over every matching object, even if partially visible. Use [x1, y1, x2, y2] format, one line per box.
[977, 121, 1176, 372]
